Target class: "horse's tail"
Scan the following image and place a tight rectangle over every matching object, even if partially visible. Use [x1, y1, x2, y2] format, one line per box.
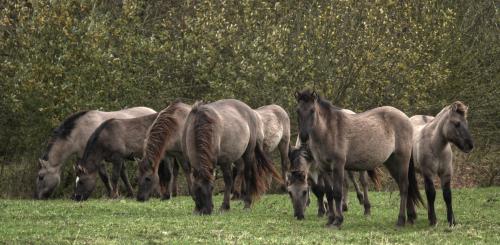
[245, 142, 283, 201]
[367, 168, 382, 191]
[408, 157, 425, 208]
[191, 105, 216, 182]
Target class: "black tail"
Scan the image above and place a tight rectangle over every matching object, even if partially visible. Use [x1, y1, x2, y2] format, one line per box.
[408, 157, 425, 208]
[244, 142, 283, 201]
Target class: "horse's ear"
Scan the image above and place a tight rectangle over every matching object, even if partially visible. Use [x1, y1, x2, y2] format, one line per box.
[311, 91, 318, 101]
[38, 159, 48, 168]
[76, 165, 87, 175]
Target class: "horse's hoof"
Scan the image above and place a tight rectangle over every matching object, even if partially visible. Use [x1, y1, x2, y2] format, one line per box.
[364, 210, 371, 216]
[396, 216, 406, 227]
[220, 204, 230, 212]
[357, 194, 364, 205]
[161, 195, 171, 201]
[342, 204, 348, 212]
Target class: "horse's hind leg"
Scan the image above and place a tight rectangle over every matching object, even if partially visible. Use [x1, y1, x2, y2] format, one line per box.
[220, 162, 233, 211]
[423, 173, 437, 226]
[98, 164, 113, 197]
[172, 158, 180, 197]
[342, 174, 349, 212]
[158, 158, 173, 200]
[278, 139, 290, 191]
[440, 173, 456, 226]
[119, 163, 134, 198]
[231, 159, 244, 200]
[359, 171, 371, 216]
[348, 171, 364, 205]
[384, 154, 409, 227]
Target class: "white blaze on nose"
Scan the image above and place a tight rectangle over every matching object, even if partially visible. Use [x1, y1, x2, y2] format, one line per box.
[76, 177, 80, 187]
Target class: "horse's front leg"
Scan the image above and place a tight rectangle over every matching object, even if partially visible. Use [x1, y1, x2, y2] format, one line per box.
[348, 171, 364, 205]
[110, 159, 124, 198]
[424, 174, 437, 226]
[171, 158, 180, 197]
[278, 140, 290, 191]
[97, 164, 113, 197]
[342, 173, 349, 212]
[220, 162, 233, 211]
[311, 181, 326, 217]
[331, 165, 345, 228]
[440, 174, 456, 226]
[179, 158, 193, 196]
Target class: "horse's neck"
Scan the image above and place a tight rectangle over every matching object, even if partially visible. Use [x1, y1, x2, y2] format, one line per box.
[47, 139, 76, 169]
[426, 114, 449, 153]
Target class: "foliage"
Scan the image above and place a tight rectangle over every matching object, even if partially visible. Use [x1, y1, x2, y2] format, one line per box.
[1, 189, 499, 244]
[0, 0, 498, 197]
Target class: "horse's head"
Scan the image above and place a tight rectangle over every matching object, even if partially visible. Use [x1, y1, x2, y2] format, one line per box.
[192, 170, 214, 215]
[295, 90, 318, 142]
[136, 158, 159, 202]
[287, 146, 313, 220]
[35, 159, 60, 199]
[73, 161, 97, 201]
[443, 101, 474, 153]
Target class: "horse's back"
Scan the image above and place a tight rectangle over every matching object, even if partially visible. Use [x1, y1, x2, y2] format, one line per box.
[410, 115, 435, 127]
[256, 104, 290, 151]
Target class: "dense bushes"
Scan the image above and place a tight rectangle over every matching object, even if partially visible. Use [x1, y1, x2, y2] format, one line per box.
[0, 0, 498, 197]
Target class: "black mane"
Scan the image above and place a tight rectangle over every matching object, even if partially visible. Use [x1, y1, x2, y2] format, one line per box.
[296, 90, 341, 111]
[42, 111, 88, 160]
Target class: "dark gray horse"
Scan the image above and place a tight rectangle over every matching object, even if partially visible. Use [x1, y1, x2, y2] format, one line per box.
[295, 90, 423, 228]
[182, 99, 282, 215]
[288, 136, 380, 219]
[411, 101, 473, 226]
[136, 102, 193, 202]
[36, 107, 155, 199]
[74, 113, 159, 201]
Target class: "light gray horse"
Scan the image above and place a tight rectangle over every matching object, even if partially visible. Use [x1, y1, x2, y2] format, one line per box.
[232, 104, 291, 197]
[73, 113, 164, 201]
[182, 99, 282, 215]
[36, 107, 156, 199]
[411, 101, 474, 226]
[136, 101, 193, 202]
[295, 90, 423, 228]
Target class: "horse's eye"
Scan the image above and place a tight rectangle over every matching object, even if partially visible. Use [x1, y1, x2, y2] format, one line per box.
[38, 175, 44, 181]
[302, 190, 307, 197]
[145, 176, 151, 182]
[454, 122, 460, 128]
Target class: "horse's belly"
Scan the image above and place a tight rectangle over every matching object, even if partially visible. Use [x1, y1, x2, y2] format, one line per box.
[218, 126, 250, 164]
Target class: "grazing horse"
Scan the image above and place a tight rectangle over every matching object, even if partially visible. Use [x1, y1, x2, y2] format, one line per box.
[288, 136, 380, 220]
[232, 104, 291, 197]
[411, 101, 474, 226]
[74, 112, 159, 201]
[182, 99, 282, 215]
[136, 102, 193, 202]
[295, 90, 423, 228]
[36, 107, 156, 199]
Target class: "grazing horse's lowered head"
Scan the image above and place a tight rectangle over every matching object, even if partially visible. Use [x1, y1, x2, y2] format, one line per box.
[35, 159, 60, 199]
[136, 159, 160, 202]
[73, 163, 97, 201]
[442, 101, 474, 153]
[287, 145, 314, 220]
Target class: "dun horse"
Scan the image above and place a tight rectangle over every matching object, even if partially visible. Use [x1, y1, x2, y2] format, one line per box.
[74, 113, 165, 201]
[36, 107, 155, 199]
[295, 90, 423, 228]
[411, 101, 473, 226]
[232, 104, 291, 198]
[136, 102, 193, 202]
[288, 136, 380, 219]
[182, 99, 282, 215]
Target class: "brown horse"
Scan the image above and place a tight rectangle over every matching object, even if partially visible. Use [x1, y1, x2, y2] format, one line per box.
[182, 99, 282, 214]
[295, 90, 423, 228]
[136, 101, 193, 202]
[411, 101, 474, 226]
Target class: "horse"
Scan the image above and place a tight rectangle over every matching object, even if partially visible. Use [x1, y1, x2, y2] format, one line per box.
[36, 107, 156, 199]
[182, 99, 282, 215]
[288, 135, 380, 220]
[295, 90, 423, 228]
[136, 101, 193, 202]
[411, 101, 474, 226]
[231, 104, 291, 198]
[73, 112, 165, 201]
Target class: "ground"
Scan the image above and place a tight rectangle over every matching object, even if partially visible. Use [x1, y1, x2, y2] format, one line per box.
[0, 187, 499, 244]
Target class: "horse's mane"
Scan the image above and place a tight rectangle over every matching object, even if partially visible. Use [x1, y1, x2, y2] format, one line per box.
[42, 110, 89, 160]
[79, 118, 115, 169]
[434, 101, 468, 122]
[141, 101, 184, 172]
[191, 102, 216, 182]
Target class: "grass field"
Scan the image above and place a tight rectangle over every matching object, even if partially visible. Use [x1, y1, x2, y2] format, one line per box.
[0, 187, 499, 244]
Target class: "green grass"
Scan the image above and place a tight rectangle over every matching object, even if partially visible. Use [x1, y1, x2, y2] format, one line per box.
[1, 188, 499, 244]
